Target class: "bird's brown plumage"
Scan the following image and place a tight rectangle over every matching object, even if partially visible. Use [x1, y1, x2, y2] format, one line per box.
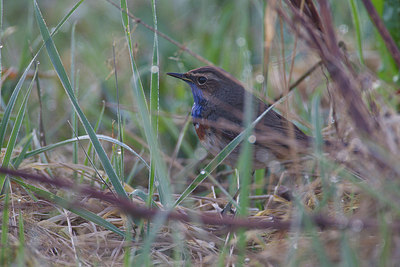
[168, 66, 310, 168]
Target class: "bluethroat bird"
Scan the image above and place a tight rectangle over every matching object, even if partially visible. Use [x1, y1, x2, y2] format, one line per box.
[167, 66, 310, 169]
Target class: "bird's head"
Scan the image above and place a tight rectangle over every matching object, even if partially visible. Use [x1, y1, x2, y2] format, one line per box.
[167, 66, 246, 118]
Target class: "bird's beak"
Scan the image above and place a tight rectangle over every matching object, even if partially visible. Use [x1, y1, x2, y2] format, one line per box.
[167, 72, 191, 82]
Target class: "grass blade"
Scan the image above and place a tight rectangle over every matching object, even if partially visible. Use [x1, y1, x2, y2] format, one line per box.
[113, 43, 124, 180]
[17, 210, 25, 266]
[147, 0, 160, 209]
[0, 69, 36, 191]
[0, 58, 36, 149]
[83, 100, 105, 168]
[120, 0, 171, 206]
[349, 0, 364, 64]
[0, 0, 85, 150]
[71, 21, 79, 179]
[19, 134, 150, 169]
[1, 70, 35, 168]
[12, 133, 33, 168]
[0, 190, 10, 265]
[33, 0, 127, 198]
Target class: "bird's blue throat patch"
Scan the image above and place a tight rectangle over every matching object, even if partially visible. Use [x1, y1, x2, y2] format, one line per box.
[186, 81, 206, 119]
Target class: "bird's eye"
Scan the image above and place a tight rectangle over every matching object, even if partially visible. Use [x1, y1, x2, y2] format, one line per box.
[197, 76, 207, 85]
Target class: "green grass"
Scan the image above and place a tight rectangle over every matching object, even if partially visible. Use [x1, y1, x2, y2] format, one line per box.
[0, 0, 400, 265]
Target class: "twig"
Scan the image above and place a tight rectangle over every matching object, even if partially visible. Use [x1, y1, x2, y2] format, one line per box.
[274, 60, 323, 102]
[105, 0, 214, 66]
[2, 167, 399, 232]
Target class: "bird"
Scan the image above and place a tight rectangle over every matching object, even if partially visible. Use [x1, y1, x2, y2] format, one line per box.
[167, 66, 311, 169]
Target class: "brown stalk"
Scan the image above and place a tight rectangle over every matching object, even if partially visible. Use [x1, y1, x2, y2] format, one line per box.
[1, 167, 399, 232]
[361, 0, 400, 68]
[280, 0, 375, 138]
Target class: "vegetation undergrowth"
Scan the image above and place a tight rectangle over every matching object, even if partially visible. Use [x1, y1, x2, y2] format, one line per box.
[1, 0, 400, 266]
